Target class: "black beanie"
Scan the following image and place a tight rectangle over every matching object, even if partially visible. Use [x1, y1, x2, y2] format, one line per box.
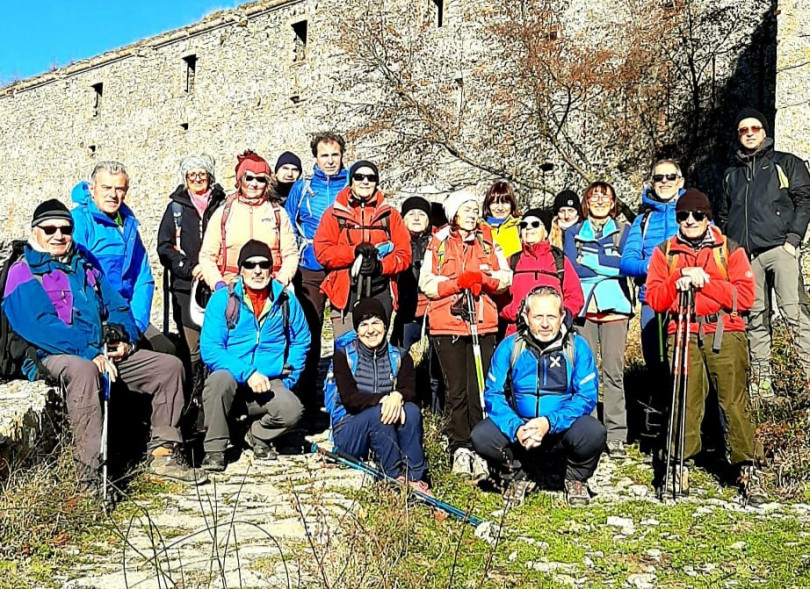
[521, 208, 553, 234]
[734, 108, 769, 136]
[352, 297, 389, 331]
[237, 239, 273, 269]
[553, 190, 583, 217]
[32, 199, 73, 228]
[401, 196, 431, 218]
[275, 151, 302, 174]
[348, 160, 380, 182]
[675, 189, 713, 220]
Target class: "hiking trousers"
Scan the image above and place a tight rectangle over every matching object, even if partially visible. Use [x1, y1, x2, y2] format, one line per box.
[202, 370, 303, 453]
[667, 331, 755, 463]
[44, 350, 185, 477]
[292, 268, 327, 409]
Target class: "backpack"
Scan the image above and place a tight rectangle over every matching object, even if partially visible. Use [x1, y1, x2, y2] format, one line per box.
[659, 236, 733, 280]
[509, 245, 565, 281]
[0, 241, 51, 383]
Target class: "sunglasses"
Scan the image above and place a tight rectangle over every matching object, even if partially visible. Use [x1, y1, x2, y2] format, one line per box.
[519, 220, 542, 229]
[352, 173, 378, 183]
[653, 173, 680, 182]
[243, 174, 268, 184]
[40, 225, 74, 236]
[738, 125, 763, 136]
[186, 172, 209, 180]
[241, 260, 272, 270]
[676, 210, 708, 222]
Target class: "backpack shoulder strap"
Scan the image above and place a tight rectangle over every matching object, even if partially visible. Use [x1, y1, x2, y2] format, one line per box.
[713, 236, 730, 280]
[550, 245, 565, 281]
[220, 194, 239, 271]
[510, 334, 527, 373]
[509, 252, 521, 271]
[225, 283, 241, 329]
[659, 239, 678, 275]
[170, 201, 184, 252]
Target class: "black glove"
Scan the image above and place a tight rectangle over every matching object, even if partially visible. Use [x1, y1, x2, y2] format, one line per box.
[354, 242, 377, 259]
[359, 255, 381, 277]
[102, 323, 128, 346]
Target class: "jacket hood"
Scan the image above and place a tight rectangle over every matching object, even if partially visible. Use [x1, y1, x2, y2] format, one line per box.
[641, 186, 684, 212]
[736, 137, 774, 163]
[71, 181, 92, 206]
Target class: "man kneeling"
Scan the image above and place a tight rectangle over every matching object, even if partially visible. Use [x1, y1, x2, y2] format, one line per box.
[200, 240, 309, 471]
[325, 298, 431, 494]
[472, 286, 606, 506]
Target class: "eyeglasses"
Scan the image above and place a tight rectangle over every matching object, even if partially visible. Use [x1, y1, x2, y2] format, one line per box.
[40, 225, 74, 236]
[653, 173, 680, 182]
[676, 210, 708, 223]
[186, 172, 209, 181]
[519, 220, 542, 229]
[738, 125, 763, 136]
[587, 193, 613, 202]
[352, 173, 378, 183]
[243, 174, 268, 185]
[241, 260, 272, 270]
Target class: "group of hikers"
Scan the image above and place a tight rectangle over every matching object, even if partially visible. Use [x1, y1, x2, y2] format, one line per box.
[2, 107, 809, 509]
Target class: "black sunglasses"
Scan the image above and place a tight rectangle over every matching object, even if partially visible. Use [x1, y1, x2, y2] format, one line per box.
[352, 173, 378, 183]
[676, 210, 708, 222]
[241, 260, 272, 270]
[40, 225, 74, 236]
[653, 173, 680, 182]
[519, 220, 542, 229]
[244, 174, 268, 184]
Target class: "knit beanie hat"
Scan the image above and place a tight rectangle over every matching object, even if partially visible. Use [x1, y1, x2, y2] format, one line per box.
[734, 108, 769, 136]
[237, 239, 273, 269]
[443, 190, 478, 224]
[521, 207, 553, 234]
[235, 150, 271, 181]
[32, 199, 73, 228]
[675, 188, 713, 220]
[553, 190, 583, 217]
[401, 196, 431, 218]
[348, 160, 380, 182]
[352, 297, 389, 331]
[275, 151, 302, 174]
[179, 154, 216, 184]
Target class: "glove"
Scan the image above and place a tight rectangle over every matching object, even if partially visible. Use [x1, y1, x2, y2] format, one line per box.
[354, 242, 377, 259]
[458, 270, 483, 289]
[359, 254, 382, 277]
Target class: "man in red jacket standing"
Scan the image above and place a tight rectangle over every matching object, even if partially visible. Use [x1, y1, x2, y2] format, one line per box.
[314, 160, 411, 337]
[645, 189, 766, 505]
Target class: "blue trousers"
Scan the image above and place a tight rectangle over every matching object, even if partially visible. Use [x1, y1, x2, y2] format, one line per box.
[333, 403, 428, 481]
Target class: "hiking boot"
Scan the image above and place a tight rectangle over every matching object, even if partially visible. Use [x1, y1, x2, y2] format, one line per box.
[470, 452, 489, 481]
[245, 431, 278, 460]
[607, 439, 627, 459]
[503, 478, 536, 506]
[739, 464, 768, 507]
[201, 451, 227, 472]
[148, 445, 209, 485]
[564, 479, 590, 507]
[451, 448, 473, 476]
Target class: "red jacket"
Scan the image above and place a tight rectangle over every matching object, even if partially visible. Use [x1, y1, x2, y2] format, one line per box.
[419, 224, 512, 336]
[645, 226, 754, 335]
[500, 241, 584, 336]
[314, 187, 411, 310]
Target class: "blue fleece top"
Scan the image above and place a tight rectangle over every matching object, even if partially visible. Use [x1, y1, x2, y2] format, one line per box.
[200, 278, 311, 389]
[70, 182, 155, 333]
[619, 187, 682, 302]
[2, 245, 138, 380]
[285, 165, 349, 271]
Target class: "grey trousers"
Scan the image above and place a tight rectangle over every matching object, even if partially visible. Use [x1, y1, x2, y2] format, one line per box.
[748, 246, 810, 380]
[577, 318, 629, 443]
[44, 349, 185, 476]
[202, 370, 304, 452]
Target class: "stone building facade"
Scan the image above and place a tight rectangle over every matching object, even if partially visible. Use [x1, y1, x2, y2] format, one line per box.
[775, 0, 810, 158]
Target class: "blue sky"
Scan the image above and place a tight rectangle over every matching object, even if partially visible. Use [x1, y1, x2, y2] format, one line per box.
[0, 1, 242, 83]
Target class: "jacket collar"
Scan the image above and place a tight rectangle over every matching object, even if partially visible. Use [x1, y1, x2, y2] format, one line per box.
[24, 243, 81, 274]
[576, 217, 619, 241]
[522, 240, 551, 256]
[670, 225, 724, 254]
[641, 186, 684, 212]
[736, 137, 774, 163]
[312, 164, 348, 183]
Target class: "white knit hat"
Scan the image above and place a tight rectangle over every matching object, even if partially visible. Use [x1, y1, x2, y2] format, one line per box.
[179, 154, 216, 184]
[443, 189, 479, 224]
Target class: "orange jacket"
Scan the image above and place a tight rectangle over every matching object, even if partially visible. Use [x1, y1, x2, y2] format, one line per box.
[419, 224, 512, 336]
[645, 226, 754, 335]
[314, 186, 412, 310]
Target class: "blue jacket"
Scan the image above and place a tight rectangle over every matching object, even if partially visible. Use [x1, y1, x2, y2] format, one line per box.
[70, 182, 154, 333]
[485, 330, 598, 441]
[2, 245, 138, 380]
[200, 278, 310, 390]
[564, 217, 633, 316]
[619, 187, 682, 302]
[285, 165, 349, 271]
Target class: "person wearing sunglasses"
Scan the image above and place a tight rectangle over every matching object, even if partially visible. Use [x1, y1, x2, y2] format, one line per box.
[500, 208, 583, 337]
[157, 154, 227, 406]
[645, 189, 766, 505]
[564, 182, 633, 459]
[716, 107, 810, 399]
[314, 160, 411, 338]
[3, 199, 207, 491]
[199, 150, 298, 294]
[199, 240, 310, 472]
[483, 181, 522, 258]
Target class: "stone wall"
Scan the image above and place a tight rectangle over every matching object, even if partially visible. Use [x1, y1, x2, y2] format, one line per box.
[775, 0, 810, 159]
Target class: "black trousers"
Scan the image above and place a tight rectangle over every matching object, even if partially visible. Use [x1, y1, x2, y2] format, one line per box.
[292, 268, 327, 410]
[471, 415, 606, 482]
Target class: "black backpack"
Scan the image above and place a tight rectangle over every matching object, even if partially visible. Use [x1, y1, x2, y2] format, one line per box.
[0, 240, 51, 383]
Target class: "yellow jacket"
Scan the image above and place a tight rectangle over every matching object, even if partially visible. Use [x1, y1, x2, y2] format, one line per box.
[487, 215, 522, 258]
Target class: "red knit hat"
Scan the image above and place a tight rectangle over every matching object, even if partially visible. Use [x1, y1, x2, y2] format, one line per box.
[235, 150, 271, 181]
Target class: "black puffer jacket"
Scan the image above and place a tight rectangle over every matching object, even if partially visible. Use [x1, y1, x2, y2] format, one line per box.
[157, 184, 227, 293]
[396, 231, 432, 323]
[719, 139, 810, 254]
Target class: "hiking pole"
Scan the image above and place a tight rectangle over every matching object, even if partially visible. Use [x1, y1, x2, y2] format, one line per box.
[100, 344, 111, 506]
[676, 287, 694, 498]
[465, 289, 486, 417]
[662, 290, 687, 500]
[313, 444, 484, 527]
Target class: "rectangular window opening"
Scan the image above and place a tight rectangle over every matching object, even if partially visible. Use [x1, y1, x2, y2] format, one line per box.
[290, 94, 302, 104]
[292, 21, 307, 62]
[89, 145, 97, 156]
[91, 83, 103, 117]
[432, 0, 444, 27]
[183, 54, 197, 94]
[180, 122, 189, 131]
